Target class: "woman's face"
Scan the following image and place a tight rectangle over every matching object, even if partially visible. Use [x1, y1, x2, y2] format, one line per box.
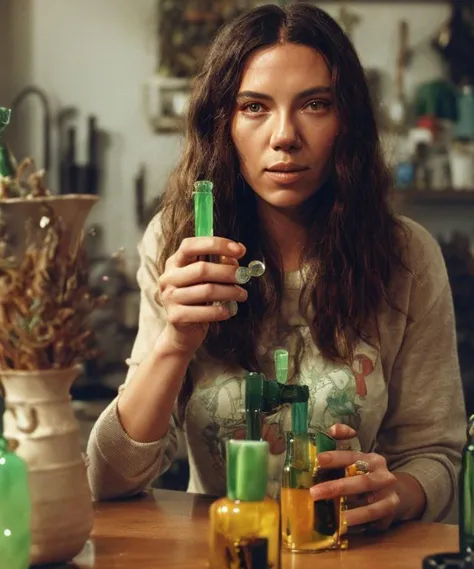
[231, 43, 339, 212]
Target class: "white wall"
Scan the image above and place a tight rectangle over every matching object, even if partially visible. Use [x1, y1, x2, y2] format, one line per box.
[2, 0, 35, 158]
[4, 0, 183, 258]
[0, 1, 9, 104]
[322, 2, 450, 96]
[4, 0, 471, 256]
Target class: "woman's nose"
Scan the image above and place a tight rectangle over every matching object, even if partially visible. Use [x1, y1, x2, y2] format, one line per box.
[270, 114, 302, 151]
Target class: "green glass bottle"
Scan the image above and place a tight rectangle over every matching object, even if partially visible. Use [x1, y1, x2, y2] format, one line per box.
[0, 107, 17, 178]
[460, 414, 474, 556]
[0, 396, 32, 568]
[209, 440, 280, 569]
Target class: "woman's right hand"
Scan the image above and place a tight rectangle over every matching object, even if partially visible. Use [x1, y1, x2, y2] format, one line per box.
[157, 237, 248, 356]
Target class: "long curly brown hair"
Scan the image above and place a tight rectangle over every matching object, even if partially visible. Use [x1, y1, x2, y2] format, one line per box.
[157, 3, 407, 421]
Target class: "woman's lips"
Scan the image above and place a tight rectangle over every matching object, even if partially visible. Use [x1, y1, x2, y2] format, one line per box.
[264, 169, 308, 184]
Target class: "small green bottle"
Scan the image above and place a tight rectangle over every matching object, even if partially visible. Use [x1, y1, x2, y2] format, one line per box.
[460, 414, 474, 556]
[0, 396, 32, 568]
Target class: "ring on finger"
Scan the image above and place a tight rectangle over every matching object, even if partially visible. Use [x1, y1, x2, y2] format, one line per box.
[355, 459, 370, 475]
[346, 459, 370, 476]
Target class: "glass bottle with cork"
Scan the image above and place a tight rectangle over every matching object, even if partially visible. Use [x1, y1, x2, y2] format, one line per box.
[280, 427, 346, 552]
[271, 349, 346, 552]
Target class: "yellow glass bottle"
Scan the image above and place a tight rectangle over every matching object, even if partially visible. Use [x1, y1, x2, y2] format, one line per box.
[209, 440, 280, 569]
[281, 431, 347, 552]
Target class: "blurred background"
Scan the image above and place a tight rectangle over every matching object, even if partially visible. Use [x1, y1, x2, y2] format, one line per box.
[0, 0, 473, 490]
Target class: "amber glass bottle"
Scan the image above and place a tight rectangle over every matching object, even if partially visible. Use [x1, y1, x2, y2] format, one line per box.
[209, 440, 280, 569]
[281, 431, 347, 552]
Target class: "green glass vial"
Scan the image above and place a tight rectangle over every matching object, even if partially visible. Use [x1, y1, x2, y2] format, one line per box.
[209, 440, 280, 569]
[193, 180, 214, 237]
[460, 414, 474, 556]
[0, 397, 32, 568]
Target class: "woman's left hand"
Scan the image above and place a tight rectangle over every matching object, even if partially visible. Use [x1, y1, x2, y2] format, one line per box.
[311, 424, 400, 532]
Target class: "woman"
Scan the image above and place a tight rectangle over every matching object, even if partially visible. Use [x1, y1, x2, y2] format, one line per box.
[87, 3, 466, 532]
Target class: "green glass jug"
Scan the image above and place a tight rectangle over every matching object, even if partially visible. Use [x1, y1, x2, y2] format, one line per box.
[0, 394, 31, 568]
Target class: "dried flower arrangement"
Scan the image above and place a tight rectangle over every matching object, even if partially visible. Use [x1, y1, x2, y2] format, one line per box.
[0, 216, 107, 370]
[0, 108, 106, 371]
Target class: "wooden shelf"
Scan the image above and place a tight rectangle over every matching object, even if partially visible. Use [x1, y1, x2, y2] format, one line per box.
[393, 189, 474, 205]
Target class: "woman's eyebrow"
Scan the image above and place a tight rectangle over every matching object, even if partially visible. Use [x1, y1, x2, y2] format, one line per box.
[236, 86, 332, 102]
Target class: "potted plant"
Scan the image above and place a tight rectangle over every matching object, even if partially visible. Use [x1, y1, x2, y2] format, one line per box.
[0, 107, 106, 565]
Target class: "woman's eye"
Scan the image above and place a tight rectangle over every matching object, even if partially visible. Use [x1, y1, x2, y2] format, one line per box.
[307, 100, 330, 111]
[244, 102, 263, 113]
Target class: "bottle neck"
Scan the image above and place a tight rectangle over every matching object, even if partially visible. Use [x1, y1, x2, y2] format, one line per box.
[245, 409, 261, 442]
[245, 372, 265, 440]
[285, 432, 312, 468]
[291, 402, 308, 434]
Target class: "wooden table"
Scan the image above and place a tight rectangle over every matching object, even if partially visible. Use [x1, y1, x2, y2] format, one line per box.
[62, 489, 458, 569]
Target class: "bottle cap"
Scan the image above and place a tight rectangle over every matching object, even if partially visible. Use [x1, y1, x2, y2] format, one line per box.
[193, 180, 213, 193]
[226, 440, 268, 502]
